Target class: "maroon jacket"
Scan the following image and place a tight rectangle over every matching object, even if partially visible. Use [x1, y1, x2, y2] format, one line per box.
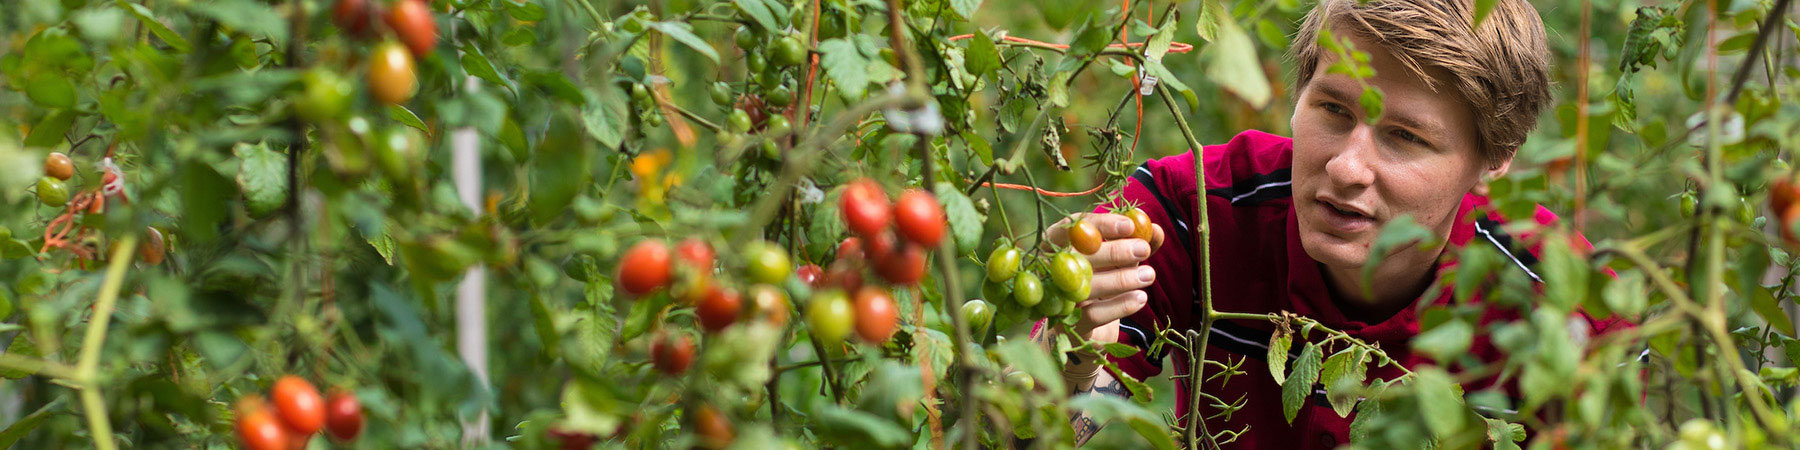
[1037, 130, 1630, 448]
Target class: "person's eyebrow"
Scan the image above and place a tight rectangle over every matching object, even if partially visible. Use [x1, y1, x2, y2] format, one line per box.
[1384, 111, 1445, 143]
[1313, 79, 1358, 104]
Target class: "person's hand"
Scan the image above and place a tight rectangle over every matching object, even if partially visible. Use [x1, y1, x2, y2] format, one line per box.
[1041, 213, 1164, 346]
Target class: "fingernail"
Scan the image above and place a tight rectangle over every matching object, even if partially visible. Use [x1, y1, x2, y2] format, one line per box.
[1130, 240, 1150, 258]
[1133, 291, 1149, 305]
[1116, 221, 1134, 235]
[1137, 266, 1156, 283]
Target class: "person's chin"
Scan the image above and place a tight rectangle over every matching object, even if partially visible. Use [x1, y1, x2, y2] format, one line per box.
[1298, 226, 1368, 269]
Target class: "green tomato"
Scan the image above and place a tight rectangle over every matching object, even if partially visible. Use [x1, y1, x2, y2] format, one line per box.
[980, 279, 1011, 306]
[960, 299, 994, 333]
[644, 111, 664, 128]
[734, 26, 759, 50]
[1005, 370, 1035, 391]
[295, 69, 353, 122]
[1679, 192, 1696, 217]
[1011, 271, 1044, 307]
[710, 81, 734, 106]
[1034, 292, 1066, 316]
[765, 86, 793, 108]
[1048, 250, 1089, 294]
[765, 115, 791, 136]
[760, 139, 781, 161]
[630, 83, 652, 107]
[746, 51, 768, 73]
[744, 241, 792, 284]
[374, 126, 425, 184]
[36, 177, 69, 207]
[728, 109, 754, 133]
[985, 245, 1021, 282]
[772, 35, 807, 67]
[808, 289, 855, 344]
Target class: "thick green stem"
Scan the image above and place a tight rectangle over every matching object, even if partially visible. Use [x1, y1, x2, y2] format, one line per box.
[1158, 69, 1219, 450]
[77, 236, 136, 450]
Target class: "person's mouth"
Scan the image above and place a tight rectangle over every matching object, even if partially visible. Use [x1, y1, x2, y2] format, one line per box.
[1315, 196, 1376, 233]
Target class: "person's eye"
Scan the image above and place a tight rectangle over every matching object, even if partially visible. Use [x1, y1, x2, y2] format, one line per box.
[1320, 102, 1350, 117]
[1393, 129, 1429, 146]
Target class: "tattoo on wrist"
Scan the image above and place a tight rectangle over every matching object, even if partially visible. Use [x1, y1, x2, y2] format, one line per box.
[1091, 378, 1126, 397]
[1072, 413, 1100, 446]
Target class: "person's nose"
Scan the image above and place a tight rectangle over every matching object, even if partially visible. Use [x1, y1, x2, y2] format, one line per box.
[1323, 124, 1377, 191]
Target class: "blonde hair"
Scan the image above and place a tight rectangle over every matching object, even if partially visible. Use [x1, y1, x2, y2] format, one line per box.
[1291, 0, 1551, 165]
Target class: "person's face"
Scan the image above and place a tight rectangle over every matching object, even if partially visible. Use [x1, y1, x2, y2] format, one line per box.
[1290, 26, 1510, 271]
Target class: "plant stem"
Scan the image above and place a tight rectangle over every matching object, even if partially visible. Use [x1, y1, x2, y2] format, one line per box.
[1157, 70, 1220, 450]
[0, 354, 82, 382]
[76, 236, 136, 450]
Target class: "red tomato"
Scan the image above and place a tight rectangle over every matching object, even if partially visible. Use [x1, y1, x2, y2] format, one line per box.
[892, 189, 946, 247]
[1067, 219, 1103, 255]
[863, 230, 898, 261]
[618, 240, 673, 296]
[853, 286, 899, 343]
[367, 42, 417, 105]
[324, 390, 363, 442]
[331, 0, 376, 39]
[824, 259, 864, 292]
[796, 264, 824, 287]
[43, 152, 74, 180]
[690, 404, 735, 448]
[652, 334, 695, 375]
[695, 285, 742, 332]
[271, 376, 326, 435]
[836, 237, 863, 261]
[748, 284, 790, 326]
[236, 397, 292, 450]
[547, 426, 599, 450]
[873, 243, 927, 285]
[839, 179, 891, 237]
[385, 0, 438, 57]
[675, 238, 715, 271]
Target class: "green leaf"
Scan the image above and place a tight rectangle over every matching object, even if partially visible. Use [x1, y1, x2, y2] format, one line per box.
[1039, 1, 1084, 30]
[0, 337, 42, 379]
[1749, 287, 1796, 336]
[1602, 270, 1648, 318]
[1202, 14, 1271, 108]
[812, 403, 911, 448]
[1281, 342, 1323, 423]
[1484, 418, 1523, 450]
[1142, 60, 1197, 111]
[1415, 368, 1467, 438]
[1412, 319, 1473, 363]
[965, 33, 1000, 77]
[1194, 0, 1226, 43]
[1349, 396, 1384, 442]
[1361, 215, 1433, 293]
[24, 72, 76, 109]
[527, 292, 560, 357]
[525, 71, 586, 104]
[1358, 85, 1385, 123]
[507, 1, 546, 21]
[0, 398, 60, 448]
[189, 0, 289, 43]
[1539, 230, 1587, 312]
[389, 104, 430, 136]
[1472, 0, 1497, 29]
[1268, 332, 1292, 385]
[458, 43, 513, 92]
[733, 0, 779, 31]
[647, 22, 718, 63]
[24, 109, 76, 148]
[949, 0, 982, 19]
[1319, 347, 1368, 417]
[234, 142, 287, 218]
[962, 131, 994, 165]
[934, 182, 984, 255]
[819, 39, 870, 99]
[1144, 19, 1175, 62]
[120, 2, 191, 53]
[581, 85, 630, 150]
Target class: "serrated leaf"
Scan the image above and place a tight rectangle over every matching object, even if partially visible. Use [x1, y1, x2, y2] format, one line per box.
[1415, 368, 1466, 438]
[1144, 18, 1175, 61]
[25, 72, 76, 109]
[1281, 342, 1322, 423]
[819, 39, 870, 98]
[962, 131, 994, 165]
[389, 104, 430, 136]
[528, 292, 560, 357]
[1320, 347, 1367, 417]
[1268, 332, 1292, 384]
[507, 1, 546, 21]
[647, 22, 718, 63]
[189, 0, 289, 43]
[581, 86, 630, 149]
[812, 403, 911, 448]
[1358, 85, 1385, 123]
[949, 0, 982, 18]
[1349, 397, 1383, 442]
[1485, 418, 1523, 450]
[0, 399, 58, 448]
[458, 43, 513, 91]
[24, 110, 76, 148]
[1102, 342, 1141, 358]
[1195, 0, 1222, 42]
[1361, 215, 1433, 292]
[234, 143, 287, 217]
[1203, 16, 1271, 108]
[965, 33, 1000, 77]
[934, 182, 984, 254]
[525, 71, 585, 104]
[1413, 319, 1473, 363]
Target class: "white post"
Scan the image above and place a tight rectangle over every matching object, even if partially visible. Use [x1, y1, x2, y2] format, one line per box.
[453, 75, 490, 445]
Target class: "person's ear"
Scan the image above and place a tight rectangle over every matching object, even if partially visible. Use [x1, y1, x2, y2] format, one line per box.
[1471, 156, 1513, 197]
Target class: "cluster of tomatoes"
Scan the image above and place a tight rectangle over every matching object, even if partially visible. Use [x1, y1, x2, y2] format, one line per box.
[321, 0, 435, 107]
[292, 0, 437, 183]
[233, 376, 363, 450]
[979, 208, 1159, 320]
[27, 151, 167, 265]
[793, 178, 947, 345]
[1770, 177, 1800, 246]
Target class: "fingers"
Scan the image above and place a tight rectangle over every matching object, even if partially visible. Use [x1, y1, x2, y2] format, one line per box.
[1076, 290, 1149, 332]
[1089, 238, 1151, 271]
[1040, 216, 1076, 249]
[1041, 213, 1138, 252]
[1090, 265, 1156, 300]
[1149, 222, 1166, 252]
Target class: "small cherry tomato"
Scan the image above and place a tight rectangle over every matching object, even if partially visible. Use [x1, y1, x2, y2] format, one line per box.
[728, 108, 754, 133]
[772, 35, 807, 67]
[690, 404, 735, 448]
[296, 69, 354, 122]
[1122, 207, 1155, 243]
[617, 240, 673, 296]
[1048, 249, 1089, 295]
[744, 241, 792, 284]
[873, 243, 927, 285]
[36, 177, 69, 207]
[985, 244, 1021, 282]
[765, 115, 791, 137]
[710, 81, 734, 106]
[140, 227, 166, 266]
[236, 397, 292, 450]
[652, 333, 695, 375]
[695, 285, 742, 332]
[839, 179, 891, 237]
[1011, 271, 1044, 307]
[765, 86, 793, 108]
[1067, 219, 1103, 255]
[332, 0, 377, 39]
[675, 238, 715, 271]
[893, 189, 946, 247]
[853, 286, 898, 343]
[748, 284, 790, 326]
[796, 264, 824, 286]
[384, 0, 438, 57]
[807, 289, 854, 344]
[960, 299, 994, 333]
[271, 375, 326, 435]
[824, 259, 864, 292]
[837, 237, 864, 261]
[43, 152, 73, 180]
[324, 390, 364, 442]
[367, 42, 418, 105]
[734, 27, 759, 51]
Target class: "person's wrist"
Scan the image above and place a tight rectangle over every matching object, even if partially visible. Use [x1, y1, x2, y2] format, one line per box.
[1061, 341, 1104, 390]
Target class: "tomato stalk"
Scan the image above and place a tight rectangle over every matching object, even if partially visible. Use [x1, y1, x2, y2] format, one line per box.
[73, 236, 137, 450]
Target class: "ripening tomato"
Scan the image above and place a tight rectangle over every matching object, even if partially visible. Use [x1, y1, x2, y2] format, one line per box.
[839, 179, 891, 237]
[823, 259, 863, 292]
[748, 284, 790, 326]
[690, 404, 735, 448]
[1122, 207, 1155, 243]
[1011, 272, 1044, 307]
[893, 189, 946, 247]
[367, 42, 417, 105]
[743, 241, 791, 285]
[1773, 179, 1800, 215]
[836, 237, 863, 260]
[985, 245, 1021, 283]
[618, 240, 673, 296]
[853, 287, 898, 343]
[675, 238, 715, 271]
[385, 0, 437, 57]
[862, 230, 897, 261]
[695, 285, 742, 332]
[1067, 219, 1102, 255]
[332, 0, 377, 39]
[873, 243, 927, 285]
[140, 227, 166, 266]
[796, 264, 824, 287]
[272, 376, 326, 435]
[43, 152, 73, 180]
[295, 69, 353, 122]
[324, 390, 362, 442]
[236, 397, 292, 450]
[652, 334, 695, 375]
[808, 289, 854, 344]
